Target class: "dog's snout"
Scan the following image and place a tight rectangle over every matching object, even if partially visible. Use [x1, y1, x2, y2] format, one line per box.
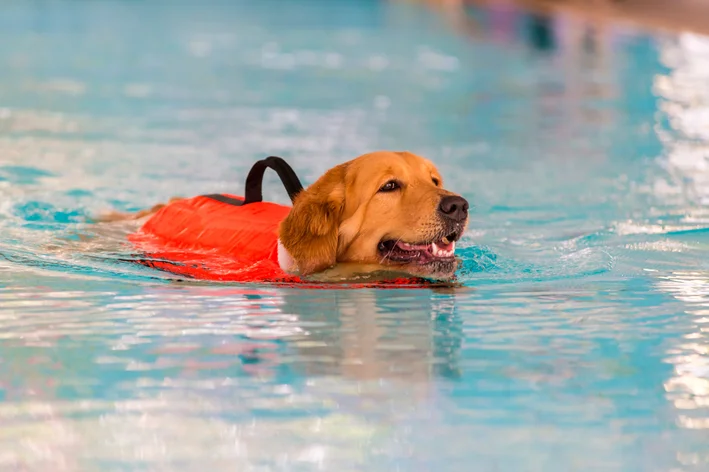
[438, 195, 469, 222]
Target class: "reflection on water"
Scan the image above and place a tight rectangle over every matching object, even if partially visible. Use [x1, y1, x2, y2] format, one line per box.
[0, 281, 463, 469]
[0, 275, 692, 470]
[651, 28, 709, 447]
[653, 30, 709, 447]
[1, 0, 709, 470]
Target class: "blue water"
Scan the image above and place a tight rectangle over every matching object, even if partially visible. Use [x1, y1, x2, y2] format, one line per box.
[2, 0, 709, 470]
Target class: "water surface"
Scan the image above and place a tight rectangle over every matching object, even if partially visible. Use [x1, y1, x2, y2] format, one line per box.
[2, 1, 709, 470]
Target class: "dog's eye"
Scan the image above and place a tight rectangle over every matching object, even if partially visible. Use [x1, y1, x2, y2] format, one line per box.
[432, 177, 440, 186]
[379, 180, 401, 192]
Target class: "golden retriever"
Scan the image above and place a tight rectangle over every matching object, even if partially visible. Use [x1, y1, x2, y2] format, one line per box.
[102, 151, 469, 280]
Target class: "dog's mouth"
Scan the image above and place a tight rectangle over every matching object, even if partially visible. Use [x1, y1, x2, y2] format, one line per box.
[377, 231, 460, 265]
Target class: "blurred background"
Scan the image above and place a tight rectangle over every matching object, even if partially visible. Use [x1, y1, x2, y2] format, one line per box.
[3, 1, 709, 471]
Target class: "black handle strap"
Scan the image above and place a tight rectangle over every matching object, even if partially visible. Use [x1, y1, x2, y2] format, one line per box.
[243, 156, 304, 205]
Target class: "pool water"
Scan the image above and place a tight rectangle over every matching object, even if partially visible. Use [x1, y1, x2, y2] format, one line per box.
[2, 0, 709, 470]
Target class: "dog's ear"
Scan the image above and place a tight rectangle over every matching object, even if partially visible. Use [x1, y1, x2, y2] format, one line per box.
[279, 164, 347, 276]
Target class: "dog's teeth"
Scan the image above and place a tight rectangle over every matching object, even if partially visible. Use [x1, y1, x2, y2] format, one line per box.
[431, 241, 456, 258]
[442, 237, 450, 245]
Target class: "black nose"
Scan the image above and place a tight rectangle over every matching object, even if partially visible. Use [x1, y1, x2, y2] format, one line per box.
[438, 195, 469, 222]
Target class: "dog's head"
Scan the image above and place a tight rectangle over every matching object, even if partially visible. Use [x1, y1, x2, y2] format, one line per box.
[279, 151, 469, 279]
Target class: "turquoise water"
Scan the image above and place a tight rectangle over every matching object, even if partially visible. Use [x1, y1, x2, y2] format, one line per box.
[2, 0, 709, 470]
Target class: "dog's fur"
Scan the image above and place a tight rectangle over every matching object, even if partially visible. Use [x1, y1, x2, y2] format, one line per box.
[101, 151, 468, 279]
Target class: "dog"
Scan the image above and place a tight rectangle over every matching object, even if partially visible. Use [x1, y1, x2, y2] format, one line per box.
[101, 151, 469, 280]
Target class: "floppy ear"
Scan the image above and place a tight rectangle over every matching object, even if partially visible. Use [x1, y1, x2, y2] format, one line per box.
[279, 164, 347, 276]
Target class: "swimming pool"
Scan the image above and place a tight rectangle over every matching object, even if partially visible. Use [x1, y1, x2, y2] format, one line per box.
[1, 0, 709, 469]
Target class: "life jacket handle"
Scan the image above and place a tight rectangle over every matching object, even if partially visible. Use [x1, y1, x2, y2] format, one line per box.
[243, 156, 304, 205]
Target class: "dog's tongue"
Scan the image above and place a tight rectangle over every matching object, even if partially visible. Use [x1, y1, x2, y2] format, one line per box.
[395, 241, 431, 251]
[395, 239, 456, 258]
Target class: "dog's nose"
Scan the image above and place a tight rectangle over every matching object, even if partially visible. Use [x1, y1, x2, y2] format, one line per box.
[438, 195, 469, 222]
